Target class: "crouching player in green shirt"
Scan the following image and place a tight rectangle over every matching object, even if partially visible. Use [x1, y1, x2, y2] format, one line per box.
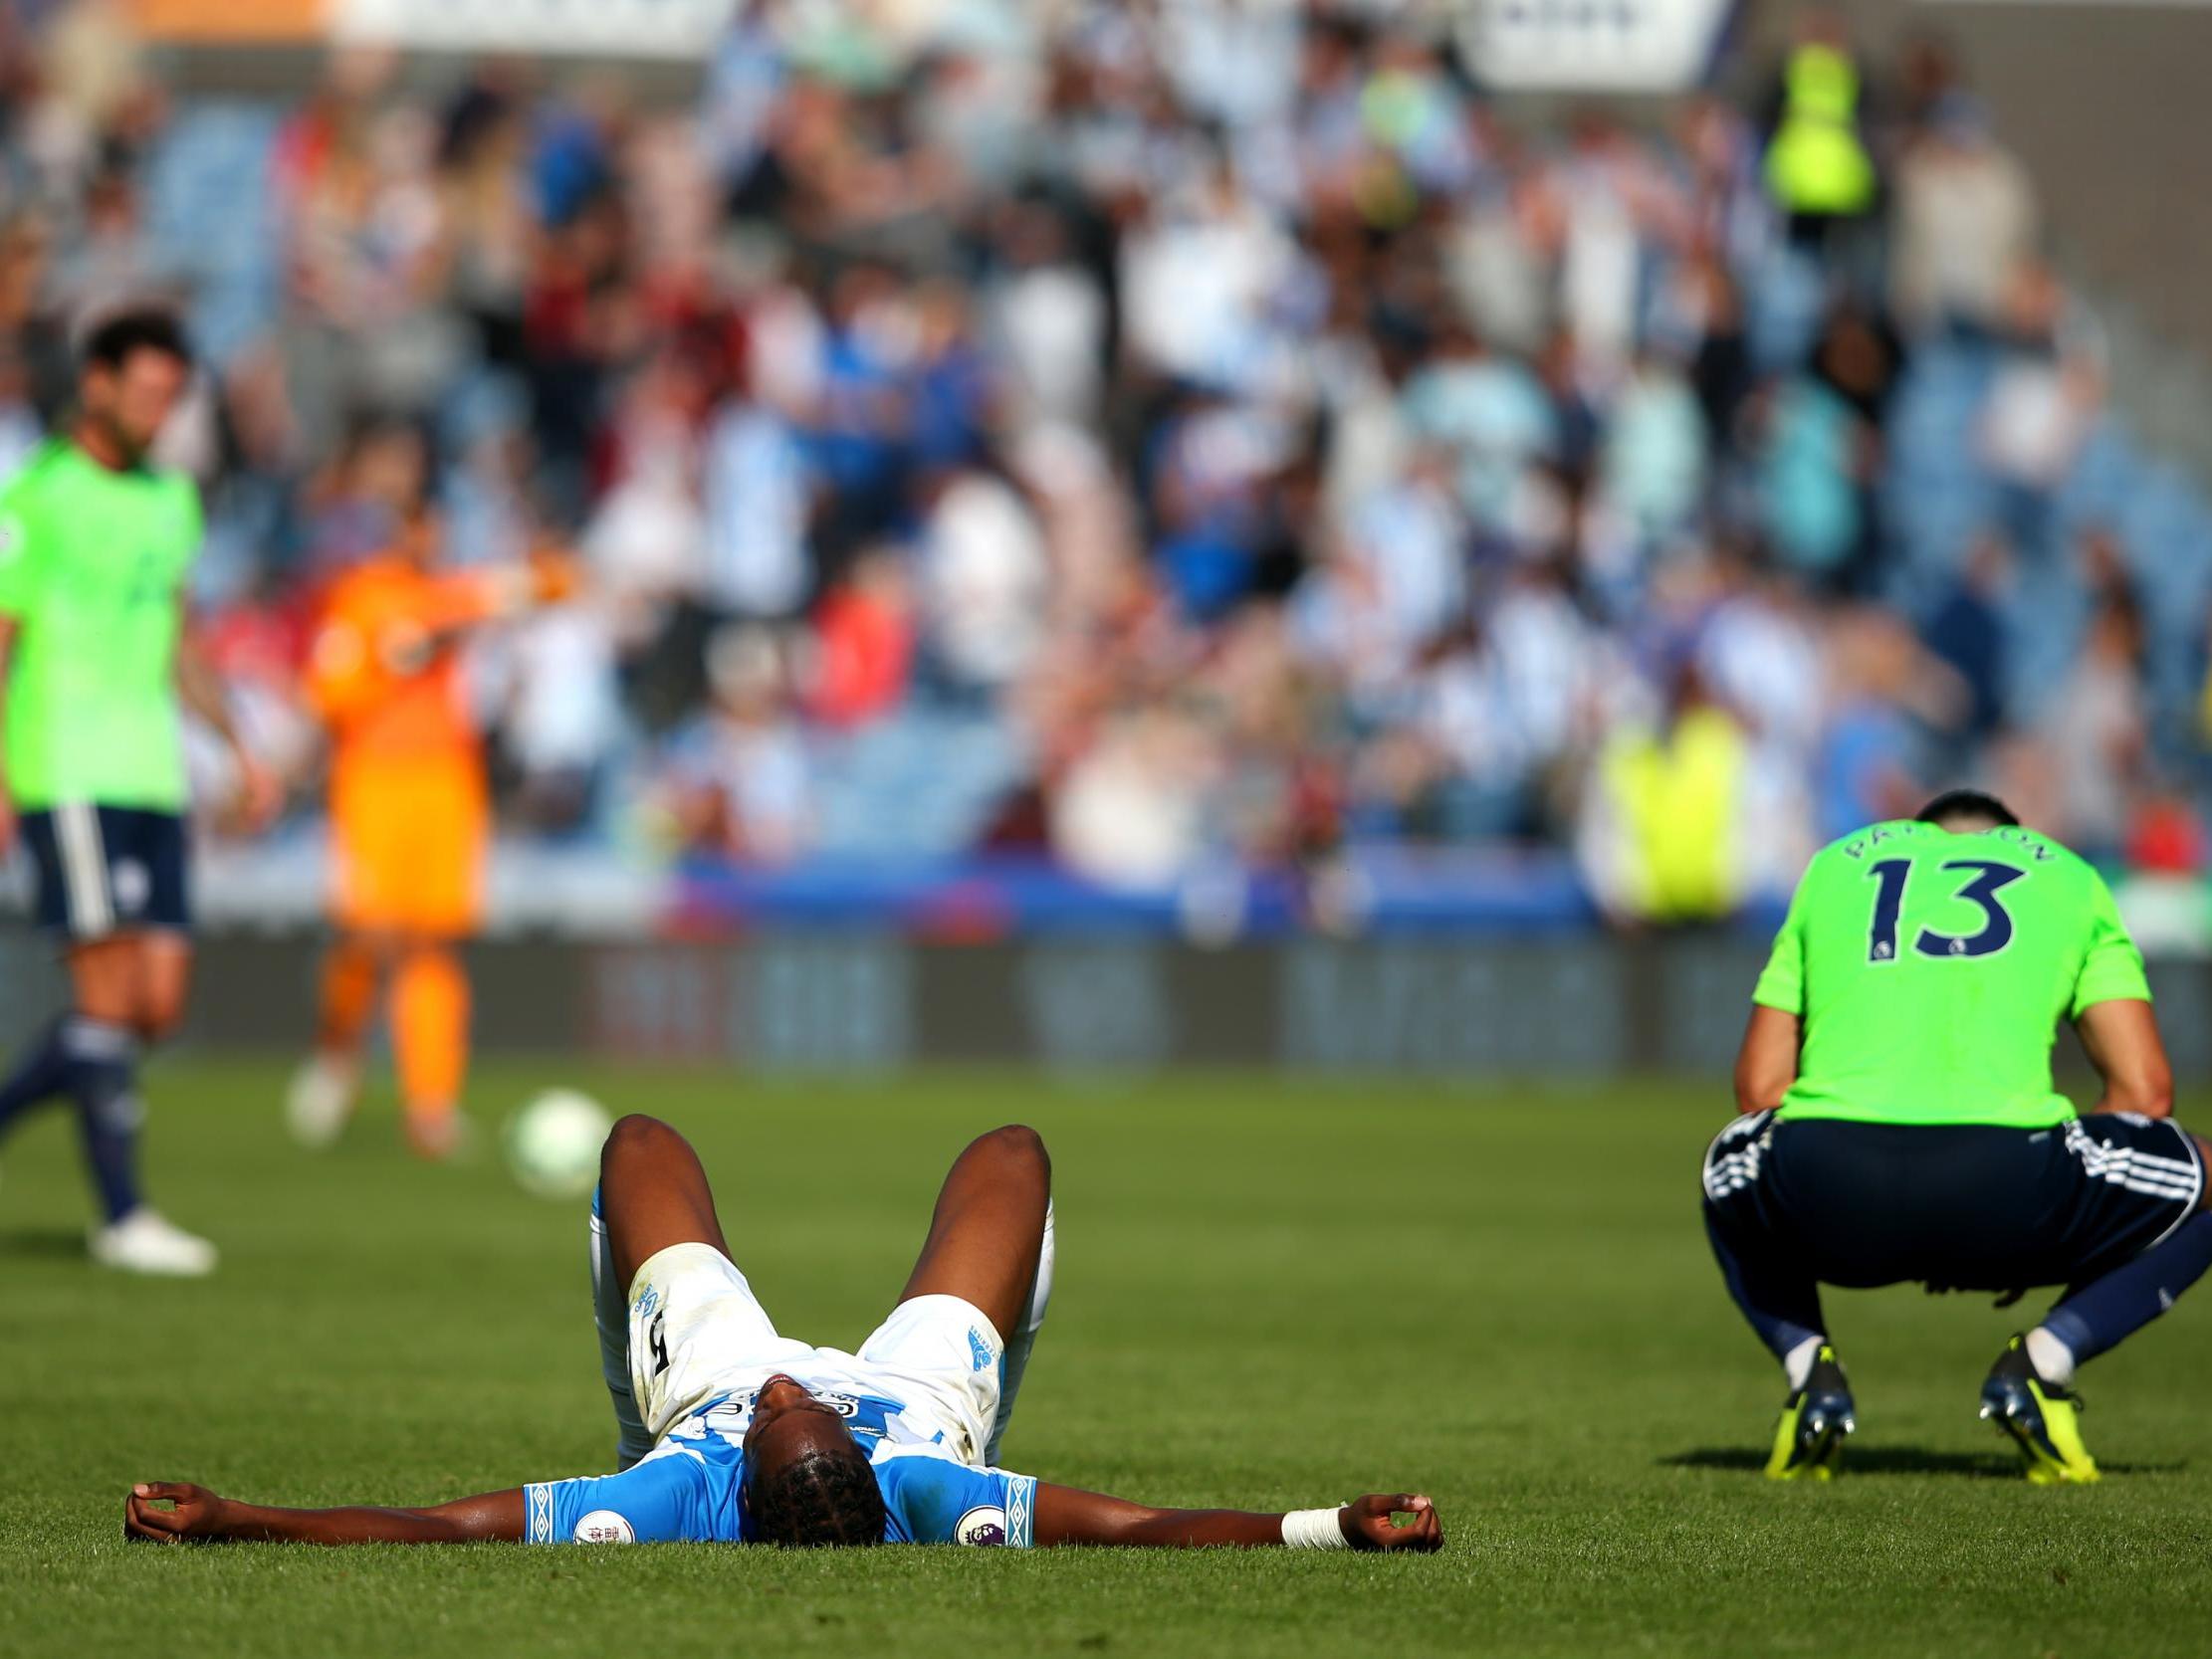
[0, 311, 273, 1275]
[1704, 789, 2210, 1484]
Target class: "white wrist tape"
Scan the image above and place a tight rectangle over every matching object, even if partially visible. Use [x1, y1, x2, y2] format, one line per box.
[1280, 1507, 1349, 1550]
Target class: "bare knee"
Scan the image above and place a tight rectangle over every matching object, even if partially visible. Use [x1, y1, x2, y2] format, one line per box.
[135, 977, 191, 1045]
[972, 1123, 1050, 1184]
[136, 938, 193, 1045]
[133, 1001, 186, 1046]
[598, 1114, 725, 1281]
[603, 1113, 683, 1169]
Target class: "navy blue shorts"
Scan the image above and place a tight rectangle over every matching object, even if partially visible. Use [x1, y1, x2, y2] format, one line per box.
[1703, 1112, 2206, 1295]
[19, 804, 190, 939]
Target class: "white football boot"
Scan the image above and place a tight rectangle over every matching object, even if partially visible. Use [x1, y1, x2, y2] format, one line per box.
[285, 1052, 360, 1148]
[90, 1207, 218, 1276]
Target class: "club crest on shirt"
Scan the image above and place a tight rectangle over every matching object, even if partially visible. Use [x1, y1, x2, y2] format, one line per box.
[573, 1510, 636, 1544]
[955, 1505, 1006, 1546]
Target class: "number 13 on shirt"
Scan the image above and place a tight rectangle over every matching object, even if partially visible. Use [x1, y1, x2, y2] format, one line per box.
[1868, 858, 2028, 963]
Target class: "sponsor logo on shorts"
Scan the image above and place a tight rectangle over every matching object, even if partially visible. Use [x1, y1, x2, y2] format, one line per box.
[968, 1328, 994, 1372]
[574, 1510, 636, 1544]
[633, 1285, 660, 1320]
[955, 1506, 1007, 1546]
[112, 859, 148, 916]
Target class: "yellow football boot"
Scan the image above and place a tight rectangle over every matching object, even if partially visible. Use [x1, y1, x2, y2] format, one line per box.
[1766, 1345, 1855, 1481]
[1981, 1335, 2100, 1485]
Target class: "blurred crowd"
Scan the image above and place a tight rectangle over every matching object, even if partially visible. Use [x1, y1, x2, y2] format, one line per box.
[2, 0, 2208, 921]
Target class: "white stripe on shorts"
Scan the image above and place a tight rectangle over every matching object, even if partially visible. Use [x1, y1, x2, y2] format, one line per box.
[2066, 1121, 2207, 1223]
[2069, 1122, 2198, 1183]
[1701, 1111, 1774, 1201]
[55, 802, 112, 936]
[2076, 1153, 2197, 1199]
[2146, 1121, 2207, 1247]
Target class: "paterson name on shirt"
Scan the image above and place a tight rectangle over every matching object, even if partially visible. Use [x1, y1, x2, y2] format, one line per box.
[523, 1381, 1036, 1548]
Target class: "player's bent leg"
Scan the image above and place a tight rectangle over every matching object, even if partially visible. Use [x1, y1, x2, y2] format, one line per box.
[596, 1114, 732, 1292]
[589, 1187, 653, 1469]
[1766, 1345, 1855, 1482]
[596, 1118, 796, 1474]
[1701, 1115, 1851, 1479]
[1980, 1336, 2099, 1486]
[987, 1196, 1055, 1466]
[895, 1124, 1051, 1350]
[1987, 1118, 2212, 1483]
[69, 934, 142, 1026]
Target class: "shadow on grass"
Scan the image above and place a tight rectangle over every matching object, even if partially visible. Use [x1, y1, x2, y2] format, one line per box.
[0, 1227, 87, 1262]
[1662, 1446, 2188, 1478]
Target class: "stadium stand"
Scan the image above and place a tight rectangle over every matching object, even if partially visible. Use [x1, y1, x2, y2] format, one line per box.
[2, 0, 2208, 934]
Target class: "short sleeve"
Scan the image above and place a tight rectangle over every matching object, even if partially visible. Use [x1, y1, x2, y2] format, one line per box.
[1751, 877, 1809, 1015]
[875, 1452, 1037, 1548]
[2071, 872, 2152, 1017]
[522, 1444, 720, 1545]
[0, 494, 37, 619]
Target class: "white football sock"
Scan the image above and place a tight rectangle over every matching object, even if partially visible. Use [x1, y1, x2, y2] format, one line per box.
[986, 1200, 1053, 1467]
[2026, 1327, 2078, 1389]
[591, 1204, 653, 1469]
[1782, 1335, 1825, 1393]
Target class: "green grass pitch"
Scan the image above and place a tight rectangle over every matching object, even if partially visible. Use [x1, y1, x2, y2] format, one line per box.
[4, 1060, 2210, 1657]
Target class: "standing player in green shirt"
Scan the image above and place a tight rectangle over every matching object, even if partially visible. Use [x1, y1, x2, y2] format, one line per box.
[0, 311, 273, 1275]
[1704, 789, 2210, 1484]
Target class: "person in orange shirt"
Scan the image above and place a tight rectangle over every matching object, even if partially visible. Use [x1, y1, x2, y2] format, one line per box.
[287, 504, 570, 1157]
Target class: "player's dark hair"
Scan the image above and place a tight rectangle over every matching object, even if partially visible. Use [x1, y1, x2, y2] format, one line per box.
[1915, 788, 2020, 830]
[746, 1442, 887, 1548]
[81, 308, 193, 374]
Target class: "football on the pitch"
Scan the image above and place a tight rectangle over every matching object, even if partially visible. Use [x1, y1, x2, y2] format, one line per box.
[505, 1089, 612, 1200]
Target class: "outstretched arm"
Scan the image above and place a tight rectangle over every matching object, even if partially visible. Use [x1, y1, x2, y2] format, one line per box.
[1032, 1486, 1440, 1552]
[124, 1482, 524, 1545]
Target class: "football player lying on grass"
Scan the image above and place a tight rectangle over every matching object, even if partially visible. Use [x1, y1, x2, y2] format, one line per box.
[125, 1117, 1442, 1553]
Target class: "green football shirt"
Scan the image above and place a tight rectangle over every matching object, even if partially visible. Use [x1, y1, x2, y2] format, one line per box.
[0, 439, 200, 811]
[1753, 819, 2151, 1128]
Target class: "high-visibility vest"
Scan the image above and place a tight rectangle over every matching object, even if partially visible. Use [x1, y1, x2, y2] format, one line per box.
[1602, 708, 1749, 923]
[1765, 43, 1876, 216]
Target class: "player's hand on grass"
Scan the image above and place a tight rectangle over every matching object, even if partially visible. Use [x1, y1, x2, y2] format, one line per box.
[1340, 1493, 1443, 1552]
[124, 1482, 227, 1543]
